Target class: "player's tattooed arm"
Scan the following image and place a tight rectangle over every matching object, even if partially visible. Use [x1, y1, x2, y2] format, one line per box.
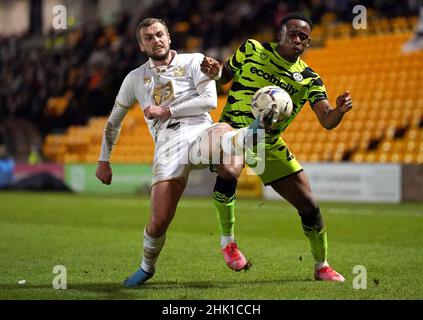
[98, 102, 129, 161]
[96, 102, 129, 184]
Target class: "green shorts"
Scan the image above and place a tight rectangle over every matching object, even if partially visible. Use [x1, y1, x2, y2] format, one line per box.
[246, 136, 303, 185]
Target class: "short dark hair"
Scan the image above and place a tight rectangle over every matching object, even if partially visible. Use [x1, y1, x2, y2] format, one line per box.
[279, 12, 313, 31]
[136, 18, 169, 43]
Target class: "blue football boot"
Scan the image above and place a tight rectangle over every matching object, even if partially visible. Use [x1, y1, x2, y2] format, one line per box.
[122, 268, 154, 287]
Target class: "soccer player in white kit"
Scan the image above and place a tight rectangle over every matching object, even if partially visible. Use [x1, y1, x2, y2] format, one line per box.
[95, 18, 277, 287]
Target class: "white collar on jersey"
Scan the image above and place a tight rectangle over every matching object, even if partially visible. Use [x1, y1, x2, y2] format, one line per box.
[148, 50, 178, 71]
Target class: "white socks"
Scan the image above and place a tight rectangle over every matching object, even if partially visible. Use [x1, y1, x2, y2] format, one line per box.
[220, 234, 235, 248]
[141, 228, 166, 274]
[315, 261, 329, 270]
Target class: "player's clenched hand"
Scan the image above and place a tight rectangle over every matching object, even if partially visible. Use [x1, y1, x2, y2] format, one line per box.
[96, 161, 112, 185]
[201, 56, 221, 79]
[144, 105, 171, 121]
[336, 91, 353, 113]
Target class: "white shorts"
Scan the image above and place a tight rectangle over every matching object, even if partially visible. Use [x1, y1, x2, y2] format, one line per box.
[152, 120, 220, 186]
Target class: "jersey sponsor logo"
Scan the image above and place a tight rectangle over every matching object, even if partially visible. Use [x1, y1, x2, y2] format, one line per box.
[250, 67, 298, 95]
[153, 81, 174, 105]
[293, 72, 303, 82]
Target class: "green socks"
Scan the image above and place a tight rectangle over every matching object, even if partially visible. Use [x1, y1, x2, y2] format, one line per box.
[299, 207, 328, 263]
[213, 192, 236, 236]
[213, 176, 238, 240]
[302, 224, 328, 263]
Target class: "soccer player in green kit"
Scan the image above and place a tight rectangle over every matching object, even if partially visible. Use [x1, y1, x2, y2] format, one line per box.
[201, 12, 352, 281]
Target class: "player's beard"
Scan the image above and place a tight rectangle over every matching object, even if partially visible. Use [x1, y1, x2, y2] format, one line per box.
[148, 47, 170, 61]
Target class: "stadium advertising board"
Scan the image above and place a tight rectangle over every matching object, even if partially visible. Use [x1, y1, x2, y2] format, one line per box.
[264, 163, 401, 203]
[65, 164, 152, 193]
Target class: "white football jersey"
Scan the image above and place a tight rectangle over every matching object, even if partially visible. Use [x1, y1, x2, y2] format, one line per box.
[116, 50, 215, 138]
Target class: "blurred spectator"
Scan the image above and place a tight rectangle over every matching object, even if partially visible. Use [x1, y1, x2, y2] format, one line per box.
[0, 144, 15, 188]
[403, 4, 423, 53]
[28, 145, 42, 165]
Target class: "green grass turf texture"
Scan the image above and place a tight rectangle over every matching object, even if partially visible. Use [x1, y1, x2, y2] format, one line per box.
[0, 192, 422, 300]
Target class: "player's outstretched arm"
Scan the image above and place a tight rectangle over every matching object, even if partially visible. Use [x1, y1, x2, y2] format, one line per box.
[200, 57, 234, 84]
[312, 91, 353, 130]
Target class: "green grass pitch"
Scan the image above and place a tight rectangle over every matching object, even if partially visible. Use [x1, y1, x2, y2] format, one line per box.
[0, 192, 422, 300]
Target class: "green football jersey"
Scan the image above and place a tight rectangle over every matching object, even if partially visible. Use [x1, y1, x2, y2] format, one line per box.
[220, 39, 328, 142]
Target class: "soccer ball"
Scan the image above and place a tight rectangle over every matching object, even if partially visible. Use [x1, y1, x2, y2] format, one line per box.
[251, 86, 293, 120]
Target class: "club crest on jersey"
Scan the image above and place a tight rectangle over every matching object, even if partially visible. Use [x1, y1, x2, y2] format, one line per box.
[293, 72, 303, 82]
[173, 66, 185, 77]
[144, 77, 152, 84]
[153, 81, 174, 105]
[260, 52, 269, 60]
